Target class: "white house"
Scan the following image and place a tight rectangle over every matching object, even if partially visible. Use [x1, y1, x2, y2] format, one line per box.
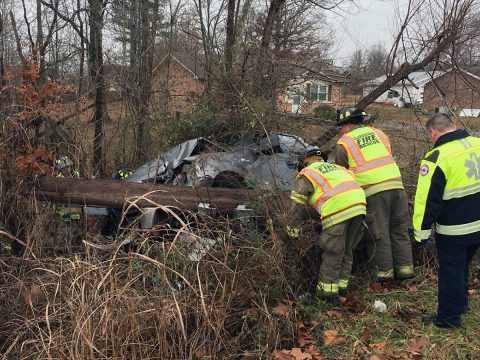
[362, 70, 444, 106]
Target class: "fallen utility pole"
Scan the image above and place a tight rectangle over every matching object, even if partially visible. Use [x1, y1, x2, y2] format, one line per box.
[22, 176, 290, 213]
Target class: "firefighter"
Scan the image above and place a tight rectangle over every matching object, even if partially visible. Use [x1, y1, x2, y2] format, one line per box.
[54, 156, 81, 221]
[413, 113, 480, 328]
[113, 168, 133, 180]
[286, 147, 366, 306]
[334, 107, 414, 282]
[55, 156, 80, 179]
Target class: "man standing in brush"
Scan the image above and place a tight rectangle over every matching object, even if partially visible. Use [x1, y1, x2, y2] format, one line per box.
[413, 113, 480, 328]
[334, 107, 414, 283]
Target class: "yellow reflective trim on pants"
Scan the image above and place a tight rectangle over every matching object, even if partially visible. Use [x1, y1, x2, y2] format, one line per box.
[377, 268, 394, 280]
[364, 179, 404, 197]
[443, 182, 480, 200]
[396, 265, 414, 276]
[339, 279, 349, 290]
[436, 219, 480, 236]
[414, 229, 431, 241]
[318, 282, 339, 293]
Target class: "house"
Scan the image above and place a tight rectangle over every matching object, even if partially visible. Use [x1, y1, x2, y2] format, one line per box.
[103, 52, 206, 114]
[278, 69, 345, 114]
[422, 67, 480, 113]
[152, 51, 206, 113]
[362, 71, 443, 106]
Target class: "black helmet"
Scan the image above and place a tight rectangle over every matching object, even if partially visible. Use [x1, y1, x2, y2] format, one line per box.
[336, 107, 369, 126]
[113, 168, 133, 180]
[55, 156, 73, 170]
[297, 147, 326, 171]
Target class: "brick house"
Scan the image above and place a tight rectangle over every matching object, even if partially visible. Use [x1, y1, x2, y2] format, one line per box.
[423, 67, 480, 113]
[104, 53, 206, 114]
[278, 70, 345, 114]
[152, 52, 206, 113]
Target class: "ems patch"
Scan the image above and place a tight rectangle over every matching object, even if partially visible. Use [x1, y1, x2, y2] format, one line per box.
[420, 164, 429, 176]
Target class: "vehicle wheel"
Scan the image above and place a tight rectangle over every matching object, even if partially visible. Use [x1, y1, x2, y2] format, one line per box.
[211, 171, 245, 189]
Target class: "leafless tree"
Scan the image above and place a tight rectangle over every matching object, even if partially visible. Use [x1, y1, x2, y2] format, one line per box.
[358, 0, 479, 109]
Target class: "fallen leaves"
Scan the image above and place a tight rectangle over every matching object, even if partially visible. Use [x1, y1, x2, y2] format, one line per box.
[273, 347, 323, 360]
[326, 309, 343, 318]
[406, 337, 427, 356]
[370, 342, 399, 359]
[394, 307, 418, 322]
[362, 326, 371, 345]
[370, 282, 386, 293]
[323, 329, 346, 346]
[297, 322, 315, 347]
[291, 348, 312, 360]
[272, 300, 295, 317]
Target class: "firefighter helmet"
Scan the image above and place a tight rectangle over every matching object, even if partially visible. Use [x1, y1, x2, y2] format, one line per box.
[297, 147, 326, 171]
[55, 156, 73, 170]
[114, 168, 133, 180]
[336, 107, 369, 126]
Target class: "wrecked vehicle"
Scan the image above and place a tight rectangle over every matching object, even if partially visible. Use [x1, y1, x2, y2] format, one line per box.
[95, 133, 311, 232]
[127, 133, 311, 190]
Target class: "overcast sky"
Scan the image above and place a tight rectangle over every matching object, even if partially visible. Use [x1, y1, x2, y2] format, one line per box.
[328, 0, 403, 66]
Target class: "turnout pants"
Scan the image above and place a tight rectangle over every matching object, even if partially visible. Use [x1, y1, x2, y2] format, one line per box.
[365, 189, 414, 280]
[317, 215, 364, 296]
[436, 239, 479, 326]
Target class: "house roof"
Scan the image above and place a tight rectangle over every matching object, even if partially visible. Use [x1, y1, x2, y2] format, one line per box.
[156, 51, 207, 80]
[423, 66, 480, 85]
[286, 61, 348, 85]
[364, 70, 444, 87]
[463, 66, 480, 78]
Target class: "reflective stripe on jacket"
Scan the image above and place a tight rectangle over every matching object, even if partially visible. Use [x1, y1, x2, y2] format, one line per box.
[299, 161, 366, 229]
[413, 129, 480, 243]
[337, 126, 403, 197]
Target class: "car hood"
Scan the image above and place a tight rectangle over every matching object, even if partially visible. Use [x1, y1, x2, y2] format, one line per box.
[128, 138, 216, 183]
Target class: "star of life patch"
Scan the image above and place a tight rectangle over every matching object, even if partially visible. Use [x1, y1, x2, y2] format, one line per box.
[420, 164, 429, 176]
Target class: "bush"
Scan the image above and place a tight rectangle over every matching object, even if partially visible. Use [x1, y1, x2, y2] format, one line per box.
[313, 104, 337, 120]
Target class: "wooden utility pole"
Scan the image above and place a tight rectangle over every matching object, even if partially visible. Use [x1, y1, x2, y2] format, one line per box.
[22, 176, 290, 213]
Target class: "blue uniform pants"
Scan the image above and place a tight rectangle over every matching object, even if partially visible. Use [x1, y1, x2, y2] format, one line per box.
[436, 240, 479, 326]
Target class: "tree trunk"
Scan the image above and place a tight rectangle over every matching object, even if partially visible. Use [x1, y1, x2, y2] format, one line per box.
[256, 0, 286, 100]
[88, 0, 107, 175]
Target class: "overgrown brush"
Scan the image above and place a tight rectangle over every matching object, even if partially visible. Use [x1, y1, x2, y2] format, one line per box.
[0, 199, 305, 359]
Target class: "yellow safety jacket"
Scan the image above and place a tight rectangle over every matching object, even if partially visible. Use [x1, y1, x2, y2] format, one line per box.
[55, 172, 81, 220]
[337, 126, 403, 197]
[294, 161, 366, 229]
[413, 129, 480, 244]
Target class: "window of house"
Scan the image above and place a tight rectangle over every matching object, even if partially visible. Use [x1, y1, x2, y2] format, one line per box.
[387, 90, 399, 98]
[310, 84, 318, 101]
[318, 85, 327, 101]
[309, 84, 328, 101]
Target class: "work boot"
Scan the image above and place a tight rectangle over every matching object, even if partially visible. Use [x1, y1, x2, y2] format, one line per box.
[395, 275, 415, 282]
[422, 315, 460, 329]
[319, 294, 341, 309]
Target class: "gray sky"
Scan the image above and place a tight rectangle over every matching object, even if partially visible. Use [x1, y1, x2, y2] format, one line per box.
[328, 0, 403, 65]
